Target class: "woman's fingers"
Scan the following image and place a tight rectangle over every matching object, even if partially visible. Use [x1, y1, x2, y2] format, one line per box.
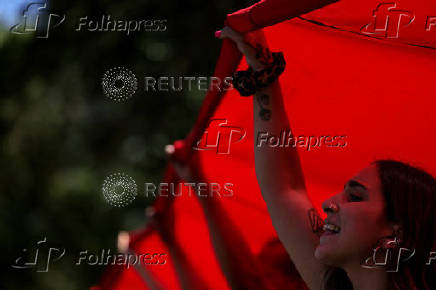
[216, 27, 253, 55]
[165, 144, 194, 182]
[217, 27, 244, 43]
[165, 144, 175, 156]
[215, 27, 266, 70]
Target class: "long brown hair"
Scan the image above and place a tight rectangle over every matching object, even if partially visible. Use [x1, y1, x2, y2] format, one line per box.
[322, 160, 436, 290]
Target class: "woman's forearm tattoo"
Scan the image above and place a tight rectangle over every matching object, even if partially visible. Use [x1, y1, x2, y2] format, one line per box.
[256, 94, 272, 121]
[308, 208, 324, 236]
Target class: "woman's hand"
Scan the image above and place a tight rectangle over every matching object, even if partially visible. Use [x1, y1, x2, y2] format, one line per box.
[165, 144, 197, 183]
[216, 27, 272, 71]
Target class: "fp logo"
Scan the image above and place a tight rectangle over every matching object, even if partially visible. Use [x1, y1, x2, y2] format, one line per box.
[362, 240, 415, 273]
[361, 3, 415, 38]
[11, 237, 65, 272]
[193, 119, 246, 154]
[10, 1, 66, 39]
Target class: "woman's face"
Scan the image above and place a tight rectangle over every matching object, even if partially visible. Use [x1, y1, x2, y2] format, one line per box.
[314, 164, 395, 267]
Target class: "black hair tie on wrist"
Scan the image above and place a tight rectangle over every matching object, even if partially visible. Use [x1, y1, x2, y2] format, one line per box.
[232, 52, 285, 96]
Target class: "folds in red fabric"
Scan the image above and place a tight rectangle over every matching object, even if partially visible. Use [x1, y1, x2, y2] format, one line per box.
[95, 0, 436, 289]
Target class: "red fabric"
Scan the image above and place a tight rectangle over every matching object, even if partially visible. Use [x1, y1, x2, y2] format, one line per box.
[96, 0, 436, 289]
[225, 0, 339, 32]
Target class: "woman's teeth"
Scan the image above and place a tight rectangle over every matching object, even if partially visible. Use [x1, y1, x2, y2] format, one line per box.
[323, 223, 341, 233]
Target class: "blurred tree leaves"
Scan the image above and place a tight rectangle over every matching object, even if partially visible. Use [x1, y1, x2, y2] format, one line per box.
[0, 0, 254, 289]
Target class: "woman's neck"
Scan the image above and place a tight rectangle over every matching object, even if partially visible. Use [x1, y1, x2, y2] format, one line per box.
[343, 263, 389, 290]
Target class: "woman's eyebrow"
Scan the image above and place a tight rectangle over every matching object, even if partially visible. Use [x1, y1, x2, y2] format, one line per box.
[344, 180, 368, 191]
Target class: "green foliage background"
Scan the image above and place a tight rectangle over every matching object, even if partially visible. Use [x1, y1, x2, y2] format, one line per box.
[0, 0, 252, 289]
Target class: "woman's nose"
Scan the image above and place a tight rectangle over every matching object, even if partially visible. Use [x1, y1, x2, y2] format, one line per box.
[322, 197, 340, 214]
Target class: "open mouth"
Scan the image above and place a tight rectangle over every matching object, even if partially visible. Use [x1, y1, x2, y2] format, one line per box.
[323, 223, 341, 234]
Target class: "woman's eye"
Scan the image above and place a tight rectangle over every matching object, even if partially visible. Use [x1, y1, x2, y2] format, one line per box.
[348, 193, 363, 202]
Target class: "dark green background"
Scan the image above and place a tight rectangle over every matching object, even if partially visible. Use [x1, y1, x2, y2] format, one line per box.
[0, 1, 252, 289]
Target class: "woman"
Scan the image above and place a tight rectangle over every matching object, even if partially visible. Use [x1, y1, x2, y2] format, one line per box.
[216, 27, 436, 290]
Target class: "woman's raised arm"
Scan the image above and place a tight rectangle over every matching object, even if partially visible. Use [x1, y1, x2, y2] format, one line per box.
[218, 27, 330, 290]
